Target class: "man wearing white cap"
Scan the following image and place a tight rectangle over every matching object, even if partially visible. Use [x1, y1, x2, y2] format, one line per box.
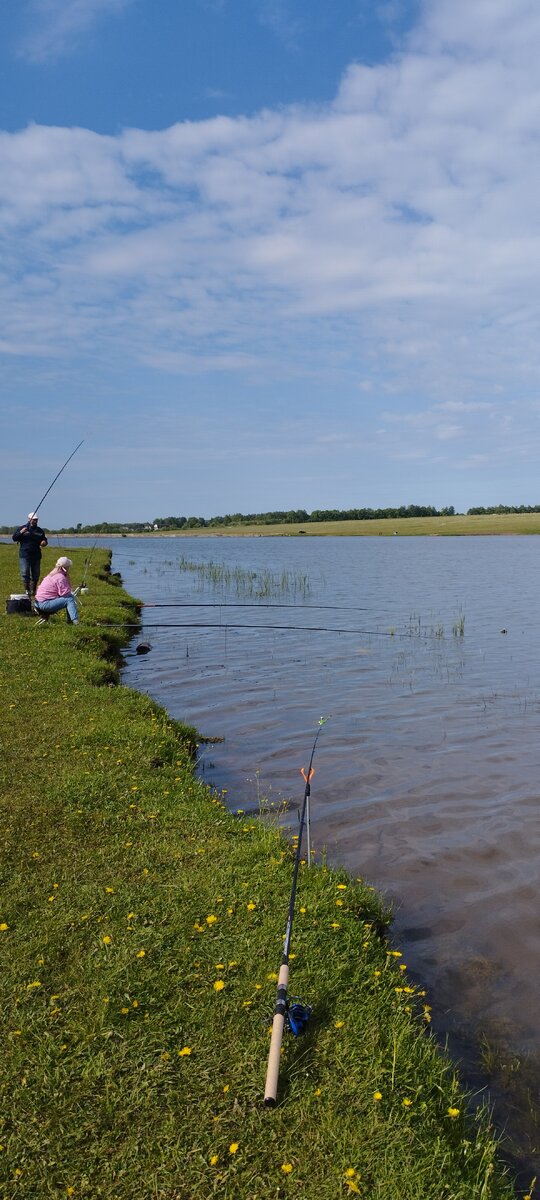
[12, 513, 48, 597]
[34, 558, 79, 625]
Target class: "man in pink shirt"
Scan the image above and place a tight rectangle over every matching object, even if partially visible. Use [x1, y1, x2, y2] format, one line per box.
[35, 557, 79, 625]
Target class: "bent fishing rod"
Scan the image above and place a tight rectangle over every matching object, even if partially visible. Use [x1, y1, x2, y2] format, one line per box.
[29, 439, 85, 520]
[264, 717, 328, 1107]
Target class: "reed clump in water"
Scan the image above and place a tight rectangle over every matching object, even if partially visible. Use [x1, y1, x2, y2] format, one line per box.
[177, 555, 311, 599]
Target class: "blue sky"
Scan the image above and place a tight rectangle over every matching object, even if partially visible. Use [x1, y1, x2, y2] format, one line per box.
[2, 0, 540, 525]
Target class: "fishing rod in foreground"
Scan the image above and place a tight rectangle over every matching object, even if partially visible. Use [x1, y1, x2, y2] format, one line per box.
[29, 439, 85, 519]
[264, 716, 328, 1108]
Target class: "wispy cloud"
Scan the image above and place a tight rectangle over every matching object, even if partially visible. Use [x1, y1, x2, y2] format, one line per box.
[18, 0, 135, 63]
[4, 0, 540, 478]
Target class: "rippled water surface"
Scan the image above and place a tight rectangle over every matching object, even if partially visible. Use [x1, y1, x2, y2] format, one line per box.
[60, 535, 540, 1141]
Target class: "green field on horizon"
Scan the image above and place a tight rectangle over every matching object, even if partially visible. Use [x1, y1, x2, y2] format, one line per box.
[107, 512, 540, 538]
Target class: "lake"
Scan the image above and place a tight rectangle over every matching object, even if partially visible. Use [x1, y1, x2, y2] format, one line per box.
[29, 532, 540, 1171]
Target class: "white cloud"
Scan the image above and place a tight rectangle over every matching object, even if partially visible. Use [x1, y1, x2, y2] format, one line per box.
[19, 0, 134, 62]
[4, 0, 540, 475]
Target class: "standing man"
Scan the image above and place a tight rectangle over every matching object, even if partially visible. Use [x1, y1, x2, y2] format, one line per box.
[12, 513, 48, 598]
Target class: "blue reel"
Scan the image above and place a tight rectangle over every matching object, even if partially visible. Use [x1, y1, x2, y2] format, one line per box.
[286, 998, 313, 1037]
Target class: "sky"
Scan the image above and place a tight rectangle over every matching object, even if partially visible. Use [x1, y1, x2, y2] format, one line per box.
[2, 0, 540, 524]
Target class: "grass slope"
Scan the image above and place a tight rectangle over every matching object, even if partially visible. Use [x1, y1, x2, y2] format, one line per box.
[116, 513, 540, 537]
[0, 546, 518, 1199]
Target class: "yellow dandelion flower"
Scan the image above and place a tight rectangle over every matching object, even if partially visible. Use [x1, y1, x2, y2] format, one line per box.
[206, 914, 217, 925]
[402, 1097, 412, 1107]
[229, 1142, 239, 1154]
[247, 902, 256, 911]
[346, 1181, 361, 1195]
[136, 950, 146, 958]
[334, 1020, 345, 1029]
[281, 1162, 293, 1173]
[105, 887, 114, 894]
[132, 1000, 139, 1008]
[447, 1107, 460, 1118]
[314, 1087, 322, 1096]
[127, 912, 135, 919]
[330, 921, 341, 929]
[267, 972, 278, 981]
[121, 1007, 129, 1014]
[374, 970, 381, 977]
[210, 1154, 219, 1166]
[335, 899, 343, 907]
[337, 884, 347, 890]
[214, 980, 225, 991]
[102, 935, 112, 945]
[178, 1046, 192, 1056]
[373, 1091, 382, 1101]
[223, 1084, 230, 1092]
[26, 980, 41, 989]
[345, 1168, 357, 1178]
[215, 963, 224, 969]
[0, 923, 8, 931]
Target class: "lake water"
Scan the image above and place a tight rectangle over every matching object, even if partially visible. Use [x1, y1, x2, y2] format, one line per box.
[22, 532, 540, 1171]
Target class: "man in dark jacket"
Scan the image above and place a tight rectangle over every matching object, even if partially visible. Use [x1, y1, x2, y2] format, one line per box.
[12, 513, 48, 597]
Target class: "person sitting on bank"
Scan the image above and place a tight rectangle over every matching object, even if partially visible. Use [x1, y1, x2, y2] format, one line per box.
[34, 558, 79, 625]
[12, 513, 48, 597]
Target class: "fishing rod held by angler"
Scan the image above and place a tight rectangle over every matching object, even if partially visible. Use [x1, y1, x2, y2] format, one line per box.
[264, 717, 328, 1108]
[30, 439, 85, 519]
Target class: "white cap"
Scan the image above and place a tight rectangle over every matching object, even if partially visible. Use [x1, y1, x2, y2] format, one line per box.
[56, 556, 72, 569]
[28, 512, 38, 521]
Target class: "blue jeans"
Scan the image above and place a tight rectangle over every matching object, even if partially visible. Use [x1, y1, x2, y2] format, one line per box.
[36, 594, 79, 624]
[20, 553, 41, 592]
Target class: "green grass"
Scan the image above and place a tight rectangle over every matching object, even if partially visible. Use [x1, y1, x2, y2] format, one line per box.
[0, 545, 519, 1199]
[100, 512, 540, 537]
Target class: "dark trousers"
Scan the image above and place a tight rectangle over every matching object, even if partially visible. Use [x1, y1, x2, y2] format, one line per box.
[19, 554, 41, 593]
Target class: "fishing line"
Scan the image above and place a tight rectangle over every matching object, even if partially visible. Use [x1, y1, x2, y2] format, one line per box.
[264, 717, 328, 1107]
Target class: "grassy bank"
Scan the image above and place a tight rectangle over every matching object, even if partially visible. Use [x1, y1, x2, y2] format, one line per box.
[59, 512, 540, 537]
[0, 546, 519, 1199]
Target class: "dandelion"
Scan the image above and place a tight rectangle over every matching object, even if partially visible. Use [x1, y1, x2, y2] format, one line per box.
[121, 1007, 129, 1015]
[206, 915, 217, 925]
[105, 887, 114, 894]
[345, 1169, 357, 1179]
[247, 902, 256, 911]
[281, 1162, 293, 1173]
[178, 1047, 192, 1056]
[402, 1098, 412, 1107]
[374, 970, 381, 977]
[214, 980, 225, 992]
[136, 950, 146, 958]
[223, 1084, 230, 1093]
[334, 1020, 345, 1029]
[447, 1107, 460, 1119]
[330, 922, 341, 929]
[337, 884, 347, 890]
[26, 980, 41, 989]
[314, 1087, 322, 1096]
[0, 923, 8, 931]
[210, 1154, 219, 1166]
[373, 1091, 382, 1101]
[229, 1142, 239, 1154]
[102, 935, 112, 945]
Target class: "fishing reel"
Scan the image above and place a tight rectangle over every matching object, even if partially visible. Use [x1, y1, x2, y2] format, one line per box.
[285, 997, 312, 1037]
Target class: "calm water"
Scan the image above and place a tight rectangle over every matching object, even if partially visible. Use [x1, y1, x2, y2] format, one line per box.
[34, 533, 540, 1166]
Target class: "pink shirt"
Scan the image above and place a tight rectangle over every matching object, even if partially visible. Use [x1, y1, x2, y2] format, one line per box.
[35, 569, 72, 601]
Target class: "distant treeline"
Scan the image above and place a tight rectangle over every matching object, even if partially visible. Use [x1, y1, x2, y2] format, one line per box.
[466, 505, 540, 515]
[0, 504, 459, 535]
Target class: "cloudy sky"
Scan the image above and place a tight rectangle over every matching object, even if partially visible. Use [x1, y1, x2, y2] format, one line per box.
[2, 0, 540, 524]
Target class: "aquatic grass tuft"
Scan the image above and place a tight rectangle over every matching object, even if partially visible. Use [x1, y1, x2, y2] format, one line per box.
[177, 555, 311, 599]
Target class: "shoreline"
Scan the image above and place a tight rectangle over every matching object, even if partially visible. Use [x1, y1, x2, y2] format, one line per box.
[0, 544, 519, 1197]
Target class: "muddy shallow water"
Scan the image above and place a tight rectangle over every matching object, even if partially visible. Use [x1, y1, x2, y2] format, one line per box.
[58, 533, 540, 1172]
